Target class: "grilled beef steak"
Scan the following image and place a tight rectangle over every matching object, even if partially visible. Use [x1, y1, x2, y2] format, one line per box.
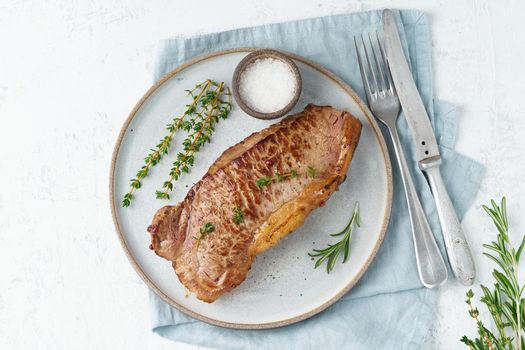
[148, 104, 362, 302]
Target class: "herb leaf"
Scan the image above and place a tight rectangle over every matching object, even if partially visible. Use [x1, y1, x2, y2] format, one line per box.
[158, 81, 232, 199]
[232, 207, 244, 224]
[122, 80, 231, 207]
[122, 80, 213, 207]
[195, 222, 215, 241]
[256, 169, 300, 188]
[307, 166, 317, 178]
[256, 177, 272, 188]
[460, 197, 525, 349]
[309, 202, 360, 273]
[201, 222, 214, 233]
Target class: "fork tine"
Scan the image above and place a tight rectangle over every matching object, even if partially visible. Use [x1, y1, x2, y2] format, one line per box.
[360, 34, 378, 94]
[368, 33, 387, 94]
[354, 36, 373, 99]
[376, 32, 394, 92]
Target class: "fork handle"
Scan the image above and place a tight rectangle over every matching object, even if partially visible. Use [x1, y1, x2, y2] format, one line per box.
[420, 160, 476, 286]
[387, 126, 448, 288]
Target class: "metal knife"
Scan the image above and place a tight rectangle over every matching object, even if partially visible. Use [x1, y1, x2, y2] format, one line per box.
[382, 9, 476, 286]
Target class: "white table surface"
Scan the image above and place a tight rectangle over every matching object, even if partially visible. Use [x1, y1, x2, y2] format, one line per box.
[2, 0, 524, 349]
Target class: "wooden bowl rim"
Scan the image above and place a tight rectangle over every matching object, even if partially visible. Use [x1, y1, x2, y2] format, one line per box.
[232, 49, 302, 120]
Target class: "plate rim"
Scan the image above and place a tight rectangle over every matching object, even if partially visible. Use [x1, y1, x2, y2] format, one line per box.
[109, 48, 393, 329]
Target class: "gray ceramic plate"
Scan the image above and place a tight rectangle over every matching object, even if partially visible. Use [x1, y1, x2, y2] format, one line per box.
[110, 48, 392, 329]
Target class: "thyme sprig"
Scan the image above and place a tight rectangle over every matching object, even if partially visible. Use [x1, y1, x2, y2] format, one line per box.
[463, 290, 499, 349]
[122, 80, 212, 207]
[461, 197, 525, 350]
[232, 207, 244, 224]
[256, 177, 272, 188]
[309, 202, 360, 273]
[194, 222, 215, 241]
[157, 81, 231, 199]
[307, 166, 317, 178]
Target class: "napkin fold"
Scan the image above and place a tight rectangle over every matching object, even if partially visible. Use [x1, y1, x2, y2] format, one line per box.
[148, 9, 485, 349]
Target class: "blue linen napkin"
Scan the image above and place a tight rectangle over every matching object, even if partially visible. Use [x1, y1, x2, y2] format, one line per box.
[148, 9, 485, 349]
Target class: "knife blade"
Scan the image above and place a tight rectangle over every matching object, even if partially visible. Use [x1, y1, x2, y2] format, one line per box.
[382, 10, 439, 161]
[382, 9, 476, 285]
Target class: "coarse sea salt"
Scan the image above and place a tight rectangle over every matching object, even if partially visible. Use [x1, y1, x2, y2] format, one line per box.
[239, 57, 297, 113]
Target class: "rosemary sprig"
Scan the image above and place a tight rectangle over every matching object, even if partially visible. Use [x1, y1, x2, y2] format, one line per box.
[122, 80, 213, 207]
[157, 81, 231, 199]
[309, 202, 360, 273]
[460, 197, 525, 350]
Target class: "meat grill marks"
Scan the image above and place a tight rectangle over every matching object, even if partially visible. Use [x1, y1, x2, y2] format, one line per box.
[148, 104, 362, 302]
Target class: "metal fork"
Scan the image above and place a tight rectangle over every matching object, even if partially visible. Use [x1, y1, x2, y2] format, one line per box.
[355, 33, 448, 288]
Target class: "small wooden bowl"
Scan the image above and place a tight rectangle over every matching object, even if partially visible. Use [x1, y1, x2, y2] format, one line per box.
[232, 49, 302, 120]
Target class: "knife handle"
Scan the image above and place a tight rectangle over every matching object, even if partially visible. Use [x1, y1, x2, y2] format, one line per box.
[388, 127, 448, 288]
[420, 161, 476, 286]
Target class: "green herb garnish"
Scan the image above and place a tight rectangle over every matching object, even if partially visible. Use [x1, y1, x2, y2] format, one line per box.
[256, 169, 299, 188]
[309, 202, 360, 273]
[122, 80, 231, 207]
[460, 197, 525, 349]
[307, 166, 317, 178]
[232, 207, 244, 224]
[195, 222, 215, 241]
[256, 177, 272, 188]
[157, 81, 231, 199]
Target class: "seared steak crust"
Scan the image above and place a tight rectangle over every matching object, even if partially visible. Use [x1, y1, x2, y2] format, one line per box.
[149, 104, 362, 302]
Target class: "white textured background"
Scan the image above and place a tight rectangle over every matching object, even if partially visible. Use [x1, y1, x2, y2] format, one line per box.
[1, 0, 524, 349]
